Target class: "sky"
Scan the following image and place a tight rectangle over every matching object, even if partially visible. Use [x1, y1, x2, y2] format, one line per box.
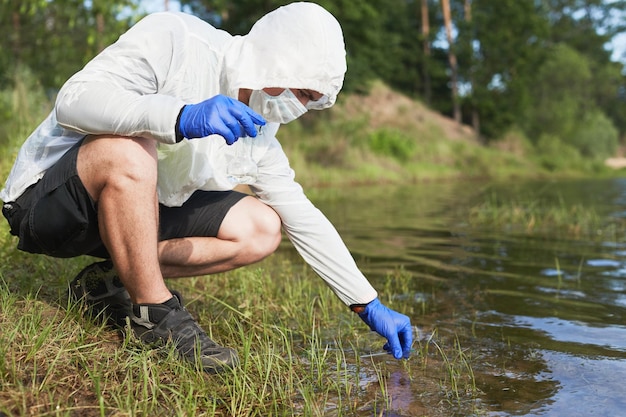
[612, 33, 626, 63]
[139, 0, 181, 13]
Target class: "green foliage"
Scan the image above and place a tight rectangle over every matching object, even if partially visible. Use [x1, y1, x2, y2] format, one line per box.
[546, 0, 624, 64]
[534, 134, 584, 172]
[466, 0, 550, 139]
[0, 0, 139, 90]
[524, 44, 592, 141]
[558, 4, 625, 140]
[522, 44, 619, 159]
[569, 111, 619, 159]
[367, 128, 416, 162]
[457, 0, 626, 142]
[590, 60, 626, 134]
[0, 66, 51, 153]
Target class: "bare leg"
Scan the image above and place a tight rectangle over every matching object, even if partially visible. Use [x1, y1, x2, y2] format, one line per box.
[77, 135, 171, 304]
[158, 196, 283, 278]
[76, 135, 256, 373]
[77, 135, 282, 303]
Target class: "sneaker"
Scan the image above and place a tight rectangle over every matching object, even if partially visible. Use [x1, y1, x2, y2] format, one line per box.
[70, 260, 131, 328]
[130, 294, 239, 374]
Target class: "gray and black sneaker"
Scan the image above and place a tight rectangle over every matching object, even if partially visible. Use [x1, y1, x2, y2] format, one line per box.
[130, 295, 239, 374]
[70, 260, 131, 328]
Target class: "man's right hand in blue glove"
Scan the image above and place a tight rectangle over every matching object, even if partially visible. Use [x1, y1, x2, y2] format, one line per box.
[177, 95, 266, 145]
[356, 298, 413, 359]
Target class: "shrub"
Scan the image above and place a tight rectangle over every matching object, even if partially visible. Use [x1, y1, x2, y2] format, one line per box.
[567, 110, 618, 159]
[367, 128, 416, 162]
[0, 65, 51, 148]
[522, 44, 591, 144]
[534, 134, 583, 171]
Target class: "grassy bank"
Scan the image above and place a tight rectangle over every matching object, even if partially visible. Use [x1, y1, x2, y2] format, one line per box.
[0, 245, 484, 416]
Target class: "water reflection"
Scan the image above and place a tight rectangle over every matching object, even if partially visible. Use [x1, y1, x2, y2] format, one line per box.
[310, 178, 626, 416]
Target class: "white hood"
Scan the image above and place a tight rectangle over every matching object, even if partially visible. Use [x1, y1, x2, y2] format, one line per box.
[224, 2, 346, 107]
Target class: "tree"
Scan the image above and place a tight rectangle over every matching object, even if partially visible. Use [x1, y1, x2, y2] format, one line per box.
[523, 43, 618, 158]
[0, 0, 139, 90]
[468, 0, 550, 140]
[541, 0, 626, 139]
[440, 0, 460, 123]
[421, 0, 432, 105]
[457, 0, 480, 136]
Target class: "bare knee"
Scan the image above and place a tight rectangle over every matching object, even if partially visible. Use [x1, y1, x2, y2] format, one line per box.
[78, 135, 158, 201]
[219, 196, 282, 263]
[252, 204, 282, 258]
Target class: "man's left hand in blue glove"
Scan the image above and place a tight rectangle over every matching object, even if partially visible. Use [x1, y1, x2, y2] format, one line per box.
[353, 298, 413, 359]
[176, 95, 266, 145]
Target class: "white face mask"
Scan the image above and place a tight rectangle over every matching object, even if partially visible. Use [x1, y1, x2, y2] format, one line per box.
[249, 89, 308, 124]
[306, 95, 329, 110]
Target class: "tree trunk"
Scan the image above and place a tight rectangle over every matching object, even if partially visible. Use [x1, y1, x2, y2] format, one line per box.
[421, 0, 432, 105]
[464, 0, 480, 138]
[11, 10, 21, 64]
[441, 0, 461, 123]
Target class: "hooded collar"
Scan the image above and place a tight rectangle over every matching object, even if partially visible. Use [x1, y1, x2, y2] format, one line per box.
[223, 2, 347, 109]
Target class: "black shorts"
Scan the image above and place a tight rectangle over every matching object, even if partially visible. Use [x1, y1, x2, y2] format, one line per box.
[1, 140, 247, 258]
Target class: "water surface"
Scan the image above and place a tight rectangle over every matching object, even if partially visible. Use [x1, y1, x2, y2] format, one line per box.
[310, 178, 626, 416]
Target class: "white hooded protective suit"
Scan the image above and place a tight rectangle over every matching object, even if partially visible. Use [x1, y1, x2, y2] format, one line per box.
[0, 2, 377, 306]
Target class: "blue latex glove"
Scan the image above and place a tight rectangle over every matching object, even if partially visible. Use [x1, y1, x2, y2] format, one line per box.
[178, 95, 266, 145]
[357, 298, 413, 359]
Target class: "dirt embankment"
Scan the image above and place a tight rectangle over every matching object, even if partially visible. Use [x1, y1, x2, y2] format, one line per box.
[337, 81, 478, 142]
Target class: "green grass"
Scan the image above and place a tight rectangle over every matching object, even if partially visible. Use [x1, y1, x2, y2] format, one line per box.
[465, 191, 626, 238]
[0, 243, 487, 416]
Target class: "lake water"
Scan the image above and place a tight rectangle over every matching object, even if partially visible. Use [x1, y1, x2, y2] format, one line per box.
[310, 178, 626, 417]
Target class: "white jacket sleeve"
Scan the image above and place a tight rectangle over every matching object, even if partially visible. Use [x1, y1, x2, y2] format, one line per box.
[251, 138, 378, 306]
[55, 13, 187, 144]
